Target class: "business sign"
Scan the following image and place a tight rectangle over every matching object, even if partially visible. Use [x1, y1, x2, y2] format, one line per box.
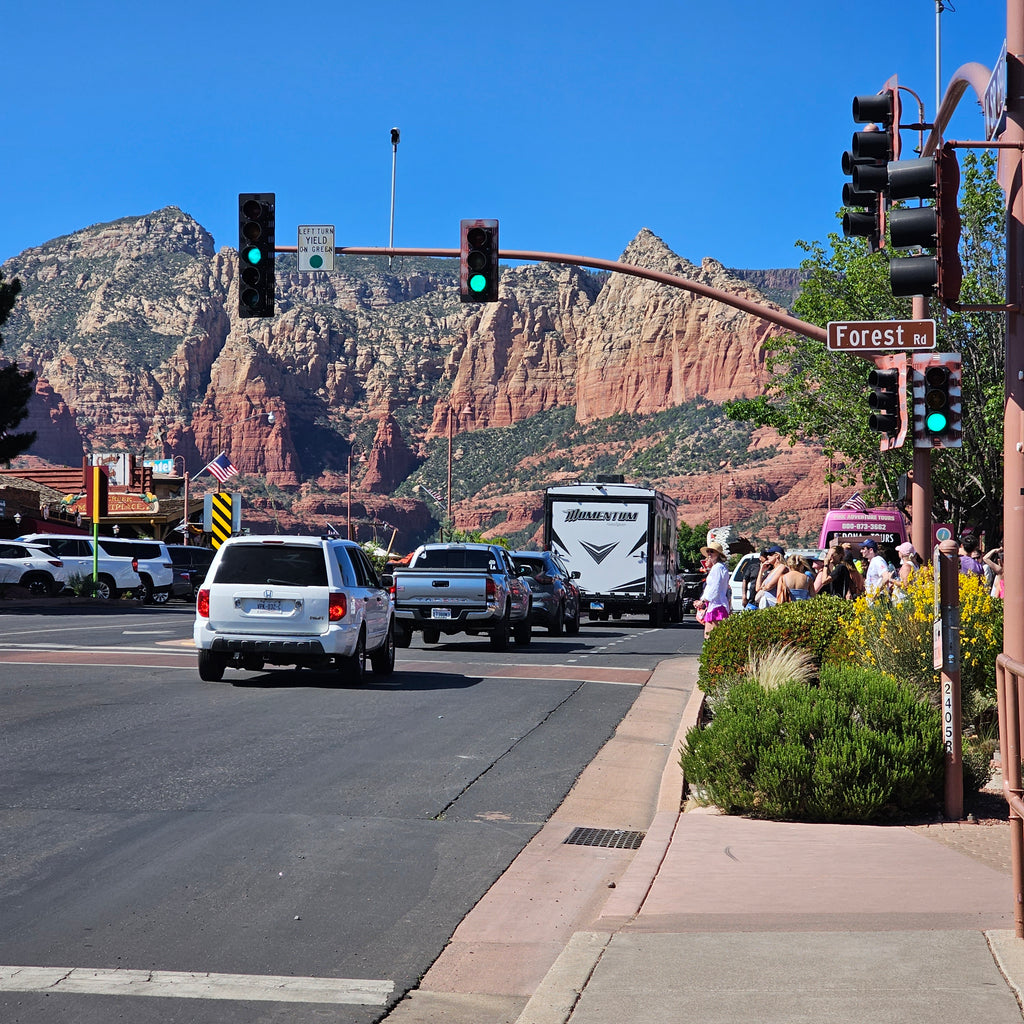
[298, 225, 335, 272]
[827, 320, 936, 352]
[984, 41, 1007, 141]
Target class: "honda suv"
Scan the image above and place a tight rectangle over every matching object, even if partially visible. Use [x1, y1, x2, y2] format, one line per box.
[96, 537, 174, 604]
[17, 533, 141, 599]
[194, 535, 395, 684]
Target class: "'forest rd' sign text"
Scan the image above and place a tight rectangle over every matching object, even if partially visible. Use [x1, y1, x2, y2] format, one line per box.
[826, 319, 936, 352]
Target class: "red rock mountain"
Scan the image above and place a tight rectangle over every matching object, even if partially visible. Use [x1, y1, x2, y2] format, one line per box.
[1, 207, 833, 548]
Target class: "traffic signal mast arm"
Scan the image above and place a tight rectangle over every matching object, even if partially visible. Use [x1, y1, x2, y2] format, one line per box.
[274, 244, 829, 343]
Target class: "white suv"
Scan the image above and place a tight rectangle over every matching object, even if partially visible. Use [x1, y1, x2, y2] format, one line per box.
[17, 533, 142, 599]
[194, 535, 395, 684]
[0, 541, 69, 596]
[96, 537, 174, 604]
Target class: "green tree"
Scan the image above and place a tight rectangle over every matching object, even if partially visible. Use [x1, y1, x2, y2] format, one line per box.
[726, 151, 1004, 540]
[677, 519, 710, 569]
[0, 270, 34, 463]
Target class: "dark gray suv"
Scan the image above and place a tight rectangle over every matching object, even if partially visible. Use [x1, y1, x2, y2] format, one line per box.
[511, 550, 581, 636]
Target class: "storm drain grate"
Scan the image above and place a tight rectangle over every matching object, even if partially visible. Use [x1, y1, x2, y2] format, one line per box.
[563, 827, 646, 850]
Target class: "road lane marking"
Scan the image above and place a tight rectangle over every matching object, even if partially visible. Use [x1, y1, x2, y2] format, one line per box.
[0, 966, 394, 1005]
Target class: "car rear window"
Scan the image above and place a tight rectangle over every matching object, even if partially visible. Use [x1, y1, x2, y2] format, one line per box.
[213, 544, 328, 587]
[413, 548, 496, 570]
[98, 540, 163, 559]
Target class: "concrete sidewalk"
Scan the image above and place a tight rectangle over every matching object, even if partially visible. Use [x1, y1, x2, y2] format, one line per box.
[386, 655, 1024, 1024]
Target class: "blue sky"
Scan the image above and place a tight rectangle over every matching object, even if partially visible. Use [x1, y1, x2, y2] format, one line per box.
[0, 1, 1008, 271]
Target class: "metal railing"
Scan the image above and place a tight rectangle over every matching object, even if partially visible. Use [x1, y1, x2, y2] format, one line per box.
[996, 652, 1024, 937]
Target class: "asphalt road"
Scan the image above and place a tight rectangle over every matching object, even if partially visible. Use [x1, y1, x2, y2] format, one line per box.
[0, 604, 703, 1023]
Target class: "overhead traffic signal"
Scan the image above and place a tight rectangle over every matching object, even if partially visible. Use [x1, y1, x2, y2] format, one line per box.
[912, 353, 962, 448]
[887, 143, 963, 305]
[851, 88, 901, 163]
[238, 193, 276, 318]
[459, 219, 499, 302]
[842, 86, 900, 252]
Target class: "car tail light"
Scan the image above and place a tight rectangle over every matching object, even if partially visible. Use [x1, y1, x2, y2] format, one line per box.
[197, 589, 210, 618]
[132, 557, 139, 572]
[48, 560, 63, 568]
[329, 592, 347, 622]
[486, 577, 497, 603]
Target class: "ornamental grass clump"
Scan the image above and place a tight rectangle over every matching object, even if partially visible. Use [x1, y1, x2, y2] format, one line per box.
[681, 663, 943, 823]
[698, 597, 848, 697]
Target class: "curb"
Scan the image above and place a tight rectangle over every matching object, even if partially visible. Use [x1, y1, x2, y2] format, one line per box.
[511, 670, 705, 1024]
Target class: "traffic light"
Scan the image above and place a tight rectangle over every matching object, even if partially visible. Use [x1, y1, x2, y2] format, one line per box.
[842, 86, 900, 252]
[851, 88, 901, 163]
[238, 193, 276, 318]
[459, 219, 499, 302]
[868, 366, 901, 434]
[86, 465, 109, 524]
[841, 149, 883, 251]
[887, 143, 963, 305]
[865, 353, 907, 451]
[912, 353, 962, 448]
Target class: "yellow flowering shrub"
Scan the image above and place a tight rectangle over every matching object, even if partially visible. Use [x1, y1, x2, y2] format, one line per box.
[833, 567, 1002, 715]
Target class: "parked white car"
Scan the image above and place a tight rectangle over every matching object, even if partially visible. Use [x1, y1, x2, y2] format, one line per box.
[17, 533, 142, 599]
[194, 535, 395, 684]
[729, 548, 825, 611]
[0, 541, 69, 596]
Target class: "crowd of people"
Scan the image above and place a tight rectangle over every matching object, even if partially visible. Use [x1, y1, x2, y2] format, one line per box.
[692, 534, 1005, 638]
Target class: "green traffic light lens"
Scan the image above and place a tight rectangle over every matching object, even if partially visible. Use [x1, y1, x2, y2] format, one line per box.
[245, 247, 262, 265]
[926, 411, 948, 433]
[469, 273, 487, 293]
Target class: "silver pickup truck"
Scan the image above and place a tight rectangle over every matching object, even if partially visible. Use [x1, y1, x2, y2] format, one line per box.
[389, 543, 532, 650]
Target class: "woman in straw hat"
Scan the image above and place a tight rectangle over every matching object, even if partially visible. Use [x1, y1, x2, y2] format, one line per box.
[694, 540, 731, 637]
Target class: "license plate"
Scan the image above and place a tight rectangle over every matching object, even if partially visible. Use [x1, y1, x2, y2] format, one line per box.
[431, 608, 452, 619]
[589, 601, 604, 611]
[255, 600, 282, 612]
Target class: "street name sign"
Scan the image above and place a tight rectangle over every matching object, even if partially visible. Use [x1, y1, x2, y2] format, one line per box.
[826, 319, 936, 352]
[297, 225, 335, 271]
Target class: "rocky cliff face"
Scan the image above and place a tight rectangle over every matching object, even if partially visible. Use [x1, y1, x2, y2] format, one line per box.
[1, 207, 830, 546]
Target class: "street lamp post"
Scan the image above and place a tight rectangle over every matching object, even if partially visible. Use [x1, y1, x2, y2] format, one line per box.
[173, 455, 189, 547]
[215, 409, 276, 460]
[346, 445, 365, 541]
[446, 403, 471, 540]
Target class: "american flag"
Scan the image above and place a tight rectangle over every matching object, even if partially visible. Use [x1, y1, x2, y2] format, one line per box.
[204, 452, 239, 483]
[841, 491, 868, 512]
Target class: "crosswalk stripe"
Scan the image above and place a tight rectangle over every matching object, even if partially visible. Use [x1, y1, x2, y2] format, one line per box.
[0, 965, 394, 1005]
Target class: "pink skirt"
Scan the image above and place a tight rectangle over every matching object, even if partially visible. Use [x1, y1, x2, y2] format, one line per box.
[703, 605, 730, 624]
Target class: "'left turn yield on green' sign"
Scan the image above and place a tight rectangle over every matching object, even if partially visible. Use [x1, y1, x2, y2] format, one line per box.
[298, 225, 335, 271]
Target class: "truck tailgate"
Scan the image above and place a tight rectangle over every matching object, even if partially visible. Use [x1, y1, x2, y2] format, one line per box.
[394, 571, 488, 607]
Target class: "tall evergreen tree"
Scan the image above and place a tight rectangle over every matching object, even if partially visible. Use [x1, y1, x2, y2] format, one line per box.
[726, 151, 1004, 540]
[0, 269, 34, 464]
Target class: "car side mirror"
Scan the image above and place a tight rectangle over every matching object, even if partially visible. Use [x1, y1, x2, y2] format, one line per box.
[571, 571, 581, 579]
[380, 573, 394, 589]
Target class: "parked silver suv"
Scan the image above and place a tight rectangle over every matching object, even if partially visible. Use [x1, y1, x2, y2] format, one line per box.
[194, 535, 395, 684]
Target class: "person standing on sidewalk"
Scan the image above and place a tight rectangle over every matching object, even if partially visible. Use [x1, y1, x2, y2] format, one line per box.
[861, 538, 892, 597]
[693, 541, 730, 637]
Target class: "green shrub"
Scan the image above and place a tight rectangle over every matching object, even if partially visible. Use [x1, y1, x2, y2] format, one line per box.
[681, 663, 944, 823]
[698, 597, 849, 696]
